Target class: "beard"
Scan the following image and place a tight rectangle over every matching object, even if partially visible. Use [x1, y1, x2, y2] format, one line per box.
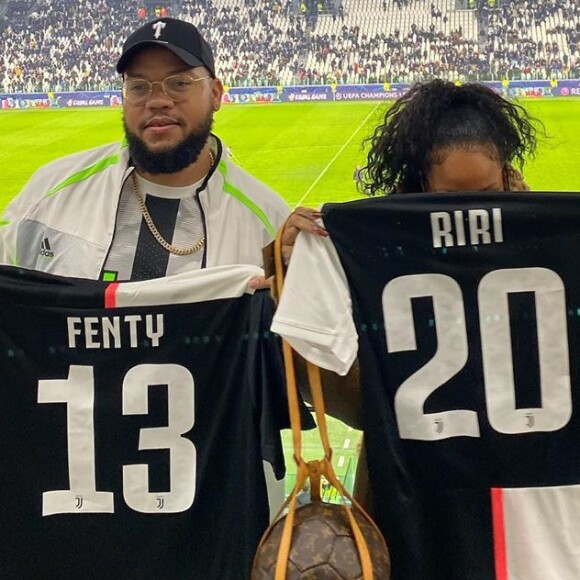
[124, 110, 213, 174]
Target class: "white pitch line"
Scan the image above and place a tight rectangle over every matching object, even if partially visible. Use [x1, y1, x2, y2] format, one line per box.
[295, 103, 380, 208]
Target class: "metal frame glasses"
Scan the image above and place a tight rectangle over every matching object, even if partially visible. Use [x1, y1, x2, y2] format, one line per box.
[122, 73, 211, 105]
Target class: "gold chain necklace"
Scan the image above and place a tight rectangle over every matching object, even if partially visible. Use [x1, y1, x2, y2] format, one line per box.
[131, 149, 215, 256]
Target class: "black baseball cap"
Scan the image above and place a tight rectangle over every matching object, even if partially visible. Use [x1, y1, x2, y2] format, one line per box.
[116, 18, 216, 77]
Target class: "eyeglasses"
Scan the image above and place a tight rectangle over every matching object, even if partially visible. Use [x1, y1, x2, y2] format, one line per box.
[122, 73, 211, 105]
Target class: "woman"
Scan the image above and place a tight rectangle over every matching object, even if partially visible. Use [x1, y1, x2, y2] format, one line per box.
[274, 80, 552, 580]
[280, 79, 543, 508]
[362, 78, 537, 195]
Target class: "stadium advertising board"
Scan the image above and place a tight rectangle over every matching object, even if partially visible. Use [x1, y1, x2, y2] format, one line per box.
[334, 84, 407, 100]
[2, 81, 580, 109]
[489, 79, 580, 98]
[0, 91, 122, 109]
[223, 86, 281, 104]
[283, 86, 332, 102]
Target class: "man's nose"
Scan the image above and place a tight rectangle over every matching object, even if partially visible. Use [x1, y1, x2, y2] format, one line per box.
[146, 83, 174, 107]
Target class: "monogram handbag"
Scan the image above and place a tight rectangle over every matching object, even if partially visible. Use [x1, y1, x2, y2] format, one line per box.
[252, 229, 391, 580]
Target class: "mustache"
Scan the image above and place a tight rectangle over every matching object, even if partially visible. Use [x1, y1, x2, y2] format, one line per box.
[142, 116, 182, 129]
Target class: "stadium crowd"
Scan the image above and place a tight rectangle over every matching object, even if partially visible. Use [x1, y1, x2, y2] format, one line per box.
[1, 0, 579, 92]
[487, 0, 580, 81]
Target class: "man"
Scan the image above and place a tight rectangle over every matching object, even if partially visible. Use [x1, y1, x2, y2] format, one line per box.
[0, 16, 292, 576]
[1, 11, 290, 502]
[0, 17, 289, 281]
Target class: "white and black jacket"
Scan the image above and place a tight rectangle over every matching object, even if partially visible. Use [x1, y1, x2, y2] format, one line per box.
[0, 135, 290, 278]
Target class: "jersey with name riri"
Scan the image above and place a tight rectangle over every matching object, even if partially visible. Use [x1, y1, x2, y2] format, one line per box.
[273, 192, 580, 580]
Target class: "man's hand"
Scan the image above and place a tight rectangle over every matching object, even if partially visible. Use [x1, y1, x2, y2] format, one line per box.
[248, 276, 273, 290]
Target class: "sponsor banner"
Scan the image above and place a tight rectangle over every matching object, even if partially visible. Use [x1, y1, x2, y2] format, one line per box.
[222, 86, 281, 104]
[61, 92, 122, 107]
[490, 79, 580, 98]
[334, 84, 407, 101]
[283, 86, 332, 102]
[1, 95, 57, 109]
[0, 91, 122, 109]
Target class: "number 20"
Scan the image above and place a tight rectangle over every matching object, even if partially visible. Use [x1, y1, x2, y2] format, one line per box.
[383, 267, 572, 441]
[38, 364, 196, 516]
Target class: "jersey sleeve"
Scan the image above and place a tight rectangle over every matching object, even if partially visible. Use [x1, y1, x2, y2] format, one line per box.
[271, 231, 358, 376]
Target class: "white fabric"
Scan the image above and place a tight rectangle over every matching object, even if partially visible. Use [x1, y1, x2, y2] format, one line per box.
[498, 484, 580, 580]
[113, 264, 262, 307]
[271, 231, 358, 376]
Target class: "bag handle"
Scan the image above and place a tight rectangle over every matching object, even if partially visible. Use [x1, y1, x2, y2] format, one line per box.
[270, 225, 376, 580]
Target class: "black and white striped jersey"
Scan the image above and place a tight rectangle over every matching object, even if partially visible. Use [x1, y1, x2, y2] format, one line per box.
[274, 192, 580, 580]
[0, 264, 290, 580]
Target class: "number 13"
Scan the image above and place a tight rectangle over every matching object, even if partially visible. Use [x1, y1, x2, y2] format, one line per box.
[38, 364, 196, 515]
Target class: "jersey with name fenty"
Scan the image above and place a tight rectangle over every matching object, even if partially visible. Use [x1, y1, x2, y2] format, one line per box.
[0, 264, 289, 580]
[272, 192, 580, 580]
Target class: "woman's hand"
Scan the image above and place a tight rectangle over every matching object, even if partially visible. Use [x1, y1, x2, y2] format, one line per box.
[281, 207, 328, 265]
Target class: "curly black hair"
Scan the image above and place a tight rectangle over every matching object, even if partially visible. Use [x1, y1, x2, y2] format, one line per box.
[362, 79, 542, 196]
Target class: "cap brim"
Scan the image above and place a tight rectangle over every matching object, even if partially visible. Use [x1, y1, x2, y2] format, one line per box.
[116, 41, 207, 74]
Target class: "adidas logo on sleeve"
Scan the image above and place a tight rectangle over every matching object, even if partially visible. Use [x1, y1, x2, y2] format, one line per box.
[39, 238, 54, 258]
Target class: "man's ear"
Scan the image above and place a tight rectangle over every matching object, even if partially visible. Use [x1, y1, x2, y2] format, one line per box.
[211, 77, 224, 112]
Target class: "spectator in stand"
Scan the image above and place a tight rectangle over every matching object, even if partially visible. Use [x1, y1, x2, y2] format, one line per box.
[362, 79, 535, 195]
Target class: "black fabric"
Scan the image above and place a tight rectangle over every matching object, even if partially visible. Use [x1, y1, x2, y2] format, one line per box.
[0, 267, 288, 580]
[131, 195, 179, 281]
[322, 192, 580, 580]
[252, 290, 315, 475]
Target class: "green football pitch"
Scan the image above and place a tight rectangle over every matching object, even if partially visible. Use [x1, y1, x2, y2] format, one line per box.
[1, 99, 580, 214]
[1, 99, 579, 495]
